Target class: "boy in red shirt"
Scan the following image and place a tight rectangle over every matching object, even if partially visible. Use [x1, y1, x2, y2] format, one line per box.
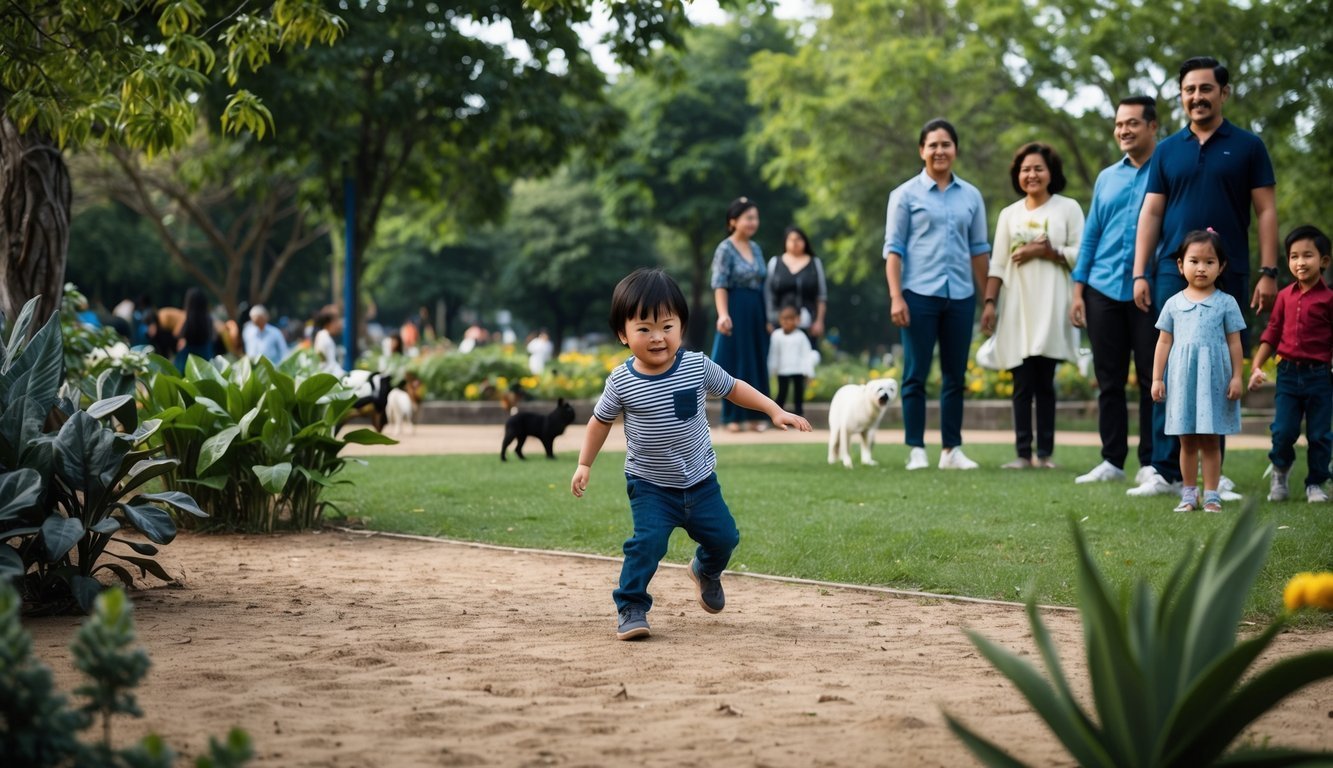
[1248, 225, 1333, 502]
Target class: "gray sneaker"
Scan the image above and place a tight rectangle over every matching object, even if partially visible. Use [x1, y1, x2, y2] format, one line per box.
[1268, 467, 1289, 502]
[688, 558, 725, 614]
[616, 605, 650, 640]
[1307, 484, 1329, 503]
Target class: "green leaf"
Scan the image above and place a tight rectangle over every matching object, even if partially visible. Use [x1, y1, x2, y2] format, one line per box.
[107, 552, 174, 582]
[0, 310, 62, 416]
[1, 296, 40, 372]
[116, 502, 177, 545]
[966, 629, 1115, 768]
[237, 398, 265, 440]
[181, 475, 229, 490]
[261, 410, 292, 460]
[1171, 650, 1333, 765]
[111, 537, 159, 556]
[91, 517, 122, 535]
[94, 562, 137, 588]
[341, 428, 397, 446]
[296, 373, 340, 404]
[135, 490, 208, 518]
[0, 544, 23, 578]
[251, 463, 292, 494]
[69, 574, 103, 613]
[944, 714, 1031, 768]
[197, 425, 240, 474]
[119, 457, 180, 499]
[294, 465, 334, 487]
[0, 468, 42, 520]
[55, 410, 126, 501]
[86, 393, 134, 422]
[40, 514, 84, 561]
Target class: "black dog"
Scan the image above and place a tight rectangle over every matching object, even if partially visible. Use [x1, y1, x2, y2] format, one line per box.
[501, 399, 576, 461]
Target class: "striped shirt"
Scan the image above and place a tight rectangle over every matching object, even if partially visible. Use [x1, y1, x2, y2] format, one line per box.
[593, 350, 736, 488]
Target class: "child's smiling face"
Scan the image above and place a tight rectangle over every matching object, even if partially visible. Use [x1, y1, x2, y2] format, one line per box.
[1287, 238, 1329, 288]
[619, 307, 682, 375]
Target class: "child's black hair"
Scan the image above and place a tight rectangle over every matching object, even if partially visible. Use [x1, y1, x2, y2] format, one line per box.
[608, 268, 689, 337]
[1284, 225, 1332, 258]
[1175, 229, 1228, 267]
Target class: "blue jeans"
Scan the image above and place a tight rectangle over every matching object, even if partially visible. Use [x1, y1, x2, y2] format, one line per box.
[614, 473, 739, 612]
[1149, 267, 1251, 482]
[1269, 359, 1333, 488]
[900, 290, 974, 449]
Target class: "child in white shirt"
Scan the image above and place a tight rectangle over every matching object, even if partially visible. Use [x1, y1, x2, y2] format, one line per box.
[768, 304, 816, 415]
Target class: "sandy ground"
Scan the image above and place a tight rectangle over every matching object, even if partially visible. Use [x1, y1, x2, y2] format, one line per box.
[26, 528, 1333, 767]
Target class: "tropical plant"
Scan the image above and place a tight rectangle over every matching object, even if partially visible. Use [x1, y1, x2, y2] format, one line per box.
[139, 354, 394, 533]
[946, 507, 1333, 767]
[0, 297, 205, 614]
[0, 582, 253, 766]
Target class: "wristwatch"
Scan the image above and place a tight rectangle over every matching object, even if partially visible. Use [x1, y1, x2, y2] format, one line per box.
[1260, 266, 1279, 279]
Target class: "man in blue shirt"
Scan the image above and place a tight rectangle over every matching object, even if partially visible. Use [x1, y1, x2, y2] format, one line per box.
[242, 304, 289, 362]
[1129, 56, 1279, 497]
[1069, 96, 1160, 485]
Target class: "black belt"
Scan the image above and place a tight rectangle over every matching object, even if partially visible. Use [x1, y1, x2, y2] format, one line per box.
[1278, 358, 1329, 369]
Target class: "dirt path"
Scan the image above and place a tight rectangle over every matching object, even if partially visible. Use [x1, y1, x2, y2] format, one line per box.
[27, 531, 1333, 767]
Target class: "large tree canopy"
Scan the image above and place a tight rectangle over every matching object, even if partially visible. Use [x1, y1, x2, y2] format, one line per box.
[0, 1, 344, 329]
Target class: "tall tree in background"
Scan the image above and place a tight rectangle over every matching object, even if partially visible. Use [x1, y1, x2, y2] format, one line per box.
[242, 0, 707, 360]
[0, 1, 344, 330]
[74, 134, 328, 319]
[607, 13, 803, 351]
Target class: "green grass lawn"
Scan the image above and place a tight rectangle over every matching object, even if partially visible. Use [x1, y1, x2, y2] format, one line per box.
[330, 443, 1332, 620]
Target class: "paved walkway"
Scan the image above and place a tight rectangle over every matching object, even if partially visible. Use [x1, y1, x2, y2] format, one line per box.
[345, 423, 1274, 457]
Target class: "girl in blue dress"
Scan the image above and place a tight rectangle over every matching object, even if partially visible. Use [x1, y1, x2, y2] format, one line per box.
[711, 197, 771, 431]
[1150, 230, 1245, 512]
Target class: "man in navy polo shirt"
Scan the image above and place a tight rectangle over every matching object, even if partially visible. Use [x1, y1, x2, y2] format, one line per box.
[1129, 55, 1280, 498]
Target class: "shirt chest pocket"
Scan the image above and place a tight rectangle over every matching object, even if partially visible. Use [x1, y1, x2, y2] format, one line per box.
[673, 389, 698, 420]
[908, 201, 935, 234]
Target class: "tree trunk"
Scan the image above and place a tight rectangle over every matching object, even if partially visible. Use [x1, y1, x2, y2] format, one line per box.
[0, 118, 70, 334]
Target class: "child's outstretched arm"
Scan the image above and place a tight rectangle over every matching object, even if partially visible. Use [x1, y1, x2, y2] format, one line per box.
[1151, 330, 1173, 402]
[571, 417, 613, 497]
[1226, 330, 1244, 400]
[1248, 341, 1274, 391]
[725, 380, 812, 432]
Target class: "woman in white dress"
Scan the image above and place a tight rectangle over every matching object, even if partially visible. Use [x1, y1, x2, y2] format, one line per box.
[980, 142, 1084, 469]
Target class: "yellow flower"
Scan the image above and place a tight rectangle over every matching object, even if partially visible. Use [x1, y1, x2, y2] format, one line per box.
[495, 376, 509, 390]
[520, 376, 539, 389]
[1283, 572, 1333, 611]
[463, 383, 480, 400]
[969, 379, 985, 393]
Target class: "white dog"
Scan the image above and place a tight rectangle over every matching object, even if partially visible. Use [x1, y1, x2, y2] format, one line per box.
[827, 378, 899, 468]
[386, 375, 423, 436]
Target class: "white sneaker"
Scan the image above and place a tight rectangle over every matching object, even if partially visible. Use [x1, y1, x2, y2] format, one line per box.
[1075, 461, 1127, 484]
[1268, 467, 1289, 502]
[1134, 466, 1156, 485]
[906, 447, 929, 471]
[1127, 469, 1178, 497]
[1218, 474, 1243, 502]
[939, 447, 978, 470]
[1306, 484, 1329, 503]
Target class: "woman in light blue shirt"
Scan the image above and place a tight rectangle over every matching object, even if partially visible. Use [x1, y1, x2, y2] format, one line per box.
[883, 119, 991, 470]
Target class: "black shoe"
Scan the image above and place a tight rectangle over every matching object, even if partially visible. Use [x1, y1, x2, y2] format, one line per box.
[688, 558, 725, 614]
[616, 605, 650, 640]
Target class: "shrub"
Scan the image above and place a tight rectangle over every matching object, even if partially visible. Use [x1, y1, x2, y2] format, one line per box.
[0, 582, 253, 767]
[1, 298, 204, 614]
[139, 354, 394, 533]
[946, 506, 1333, 767]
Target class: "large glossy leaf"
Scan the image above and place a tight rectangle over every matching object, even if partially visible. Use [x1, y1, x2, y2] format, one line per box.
[261, 410, 293, 461]
[186, 354, 227, 387]
[86, 394, 134, 422]
[95, 369, 138, 431]
[341, 428, 397, 445]
[107, 552, 173, 582]
[237, 397, 266, 439]
[194, 396, 233, 420]
[135, 490, 207, 518]
[0, 309, 61, 415]
[0, 544, 23, 578]
[119, 458, 180, 499]
[115, 418, 162, 447]
[0, 468, 42, 520]
[0, 394, 47, 466]
[0, 296, 40, 373]
[295, 465, 335, 487]
[181, 475, 229, 490]
[197, 425, 241, 474]
[251, 463, 292, 494]
[296, 373, 341, 404]
[95, 562, 137, 588]
[69, 574, 103, 613]
[116, 502, 177, 545]
[40, 514, 84, 561]
[90, 517, 122, 534]
[111, 537, 159, 556]
[55, 410, 126, 501]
